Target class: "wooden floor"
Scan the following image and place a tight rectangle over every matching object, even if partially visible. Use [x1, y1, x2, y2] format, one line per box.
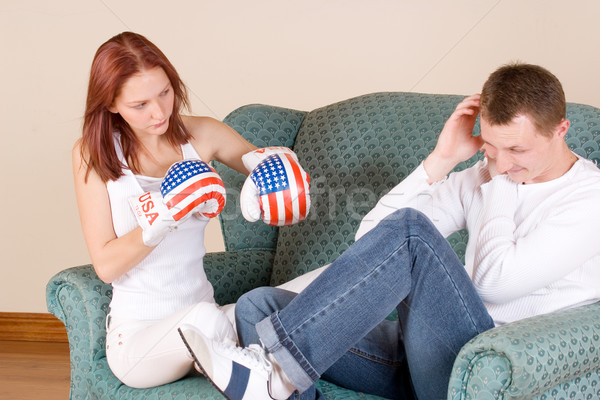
[0, 340, 70, 400]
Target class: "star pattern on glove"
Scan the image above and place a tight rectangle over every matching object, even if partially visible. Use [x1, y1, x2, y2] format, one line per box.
[251, 155, 289, 195]
[161, 160, 212, 195]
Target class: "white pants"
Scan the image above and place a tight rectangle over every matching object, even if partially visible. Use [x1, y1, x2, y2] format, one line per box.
[106, 301, 236, 388]
[105, 265, 328, 388]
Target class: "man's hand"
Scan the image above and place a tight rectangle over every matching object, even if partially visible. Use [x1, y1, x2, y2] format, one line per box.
[424, 94, 484, 183]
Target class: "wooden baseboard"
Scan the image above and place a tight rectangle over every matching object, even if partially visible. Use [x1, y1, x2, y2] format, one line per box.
[0, 312, 68, 342]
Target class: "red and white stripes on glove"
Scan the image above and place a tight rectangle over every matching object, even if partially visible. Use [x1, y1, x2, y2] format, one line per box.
[240, 147, 310, 226]
[129, 159, 226, 246]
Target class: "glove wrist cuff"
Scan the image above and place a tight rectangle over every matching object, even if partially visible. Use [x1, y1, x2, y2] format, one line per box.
[242, 147, 297, 172]
[129, 192, 176, 247]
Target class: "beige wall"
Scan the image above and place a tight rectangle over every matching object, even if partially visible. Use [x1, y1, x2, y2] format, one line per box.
[2, 0, 599, 312]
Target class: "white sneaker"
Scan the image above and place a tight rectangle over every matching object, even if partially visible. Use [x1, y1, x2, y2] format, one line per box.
[178, 325, 293, 400]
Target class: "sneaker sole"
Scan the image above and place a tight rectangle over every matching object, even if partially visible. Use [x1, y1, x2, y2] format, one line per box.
[178, 327, 232, 400]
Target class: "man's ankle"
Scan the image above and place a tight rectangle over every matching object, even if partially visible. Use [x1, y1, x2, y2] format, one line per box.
[268, 352, 296, 399]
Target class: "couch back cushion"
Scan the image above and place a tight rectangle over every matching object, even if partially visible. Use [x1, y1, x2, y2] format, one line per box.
[565, 104, 600, 162]
[217, 105, 307, 251]
[270, 92, 477, 284]
[270, 92, 600, 285]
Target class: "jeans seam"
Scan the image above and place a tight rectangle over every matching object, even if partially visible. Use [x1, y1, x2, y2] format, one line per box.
[270, 313, 321, 383]
[348, 348, 405, 366]
[408, 233, 482, 334]
[289, 238, 411, 338]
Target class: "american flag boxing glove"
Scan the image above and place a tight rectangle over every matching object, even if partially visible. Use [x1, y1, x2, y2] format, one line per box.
[240, 148, 310, 226]
[129, 159, 226, 246]
[160, 159, 226, 219]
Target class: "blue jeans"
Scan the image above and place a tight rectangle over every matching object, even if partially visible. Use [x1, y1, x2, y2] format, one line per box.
[235, 209, 495, 400]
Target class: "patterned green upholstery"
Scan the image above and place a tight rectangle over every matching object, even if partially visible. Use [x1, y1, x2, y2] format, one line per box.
[46, 259, 382, 400]
[203, 250, 275, 305]
[47, 92, 600, 399]
[448, 302, 600, 400]
[212, 105, 307, 253]
[268, 93, 481, 284]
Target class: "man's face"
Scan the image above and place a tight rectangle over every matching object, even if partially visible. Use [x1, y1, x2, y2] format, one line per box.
[480, 115, 565, 184]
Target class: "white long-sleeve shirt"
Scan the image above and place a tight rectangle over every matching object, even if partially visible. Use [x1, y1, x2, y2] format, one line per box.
[356, 156, 600, 325]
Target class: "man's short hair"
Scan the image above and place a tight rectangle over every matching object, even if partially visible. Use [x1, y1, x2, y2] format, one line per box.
[480, 63, 566, 137]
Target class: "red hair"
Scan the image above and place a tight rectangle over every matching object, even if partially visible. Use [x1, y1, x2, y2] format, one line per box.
[81, 32, 192, 182]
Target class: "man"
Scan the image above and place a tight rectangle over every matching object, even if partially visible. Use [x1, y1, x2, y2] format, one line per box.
[179, 63, 600, 399]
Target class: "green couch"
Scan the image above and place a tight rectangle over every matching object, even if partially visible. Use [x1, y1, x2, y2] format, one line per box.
[47, 92, 600, 399]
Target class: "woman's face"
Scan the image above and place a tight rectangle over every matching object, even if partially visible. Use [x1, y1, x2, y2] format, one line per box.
[110, 66, 174, 138]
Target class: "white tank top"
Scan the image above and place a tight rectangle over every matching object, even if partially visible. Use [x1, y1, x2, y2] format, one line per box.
[106, 133, 214, 320]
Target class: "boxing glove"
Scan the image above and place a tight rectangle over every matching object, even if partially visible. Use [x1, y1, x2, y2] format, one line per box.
[129, 159, 226, 246]
[240, 147, 310, 226]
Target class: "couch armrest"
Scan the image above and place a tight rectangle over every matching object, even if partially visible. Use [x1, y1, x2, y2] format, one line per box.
[448, 301, 600, 400]
[45, 251, 274, 400]
[204, 249, 276, 305]
[46, 264, 112, 400]
[46, 249, 276, 346]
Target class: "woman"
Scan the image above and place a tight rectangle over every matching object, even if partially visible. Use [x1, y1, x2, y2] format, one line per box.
[72, 31, 256, 388]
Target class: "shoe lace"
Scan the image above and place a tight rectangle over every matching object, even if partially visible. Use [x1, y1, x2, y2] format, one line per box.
[217, 341, 273, 372]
